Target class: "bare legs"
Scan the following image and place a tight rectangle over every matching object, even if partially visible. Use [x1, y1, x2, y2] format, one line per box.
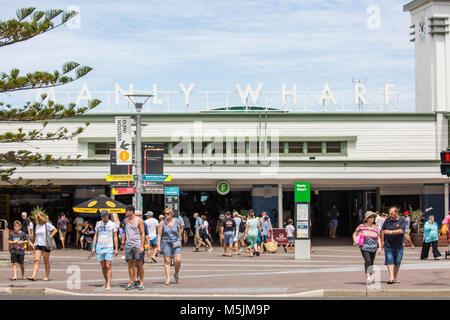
[164, 254, 182, 285]
[100, 260, 112, 290]
[29, 250, 50, 280]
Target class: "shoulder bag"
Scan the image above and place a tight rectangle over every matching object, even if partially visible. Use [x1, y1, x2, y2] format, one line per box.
[45, 223, 57, 251]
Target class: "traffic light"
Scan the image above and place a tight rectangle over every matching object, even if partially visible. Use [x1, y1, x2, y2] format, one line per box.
[440, 151, 450, 176]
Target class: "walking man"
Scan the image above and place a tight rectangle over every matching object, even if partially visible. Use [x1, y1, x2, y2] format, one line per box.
[381, 207, 406, 284]
[221, 211, 236, 257]
[121, 205, 146, 290]
[57, 213, 70, 250]
[193, 212, 205, 252]
[92, 210, 118, 291]
[144, 211, 159, 263]
[327, 204, 340, 239]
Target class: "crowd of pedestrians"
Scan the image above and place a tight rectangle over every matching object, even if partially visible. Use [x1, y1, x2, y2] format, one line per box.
[10, 204, 450, 290]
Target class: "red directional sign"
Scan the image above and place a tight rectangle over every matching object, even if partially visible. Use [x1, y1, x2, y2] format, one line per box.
[112, 187, 136, 195]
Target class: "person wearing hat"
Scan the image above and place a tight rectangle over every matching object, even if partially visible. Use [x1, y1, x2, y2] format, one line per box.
[91, 210, 119, 291]
[403, 211, 415, 249]
[353, 211, 382, 285]
[144, 211, 159, 263]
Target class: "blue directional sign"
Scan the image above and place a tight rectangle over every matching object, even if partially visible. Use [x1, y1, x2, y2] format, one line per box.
[165, 187, 179, 196]
[142, 174, 172, 182]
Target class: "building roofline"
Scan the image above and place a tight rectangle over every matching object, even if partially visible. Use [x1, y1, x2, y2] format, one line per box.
[404, 0, 450, 12]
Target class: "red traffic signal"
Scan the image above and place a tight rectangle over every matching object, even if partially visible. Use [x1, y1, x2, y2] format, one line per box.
[441, 151, 450, 163]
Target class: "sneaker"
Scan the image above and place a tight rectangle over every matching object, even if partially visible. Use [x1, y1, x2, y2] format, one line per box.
[192, 248, 199, 252]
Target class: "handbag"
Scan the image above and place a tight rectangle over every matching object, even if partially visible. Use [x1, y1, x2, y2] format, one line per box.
[45, 224, 57, 251]
[166, 220, 181, 249]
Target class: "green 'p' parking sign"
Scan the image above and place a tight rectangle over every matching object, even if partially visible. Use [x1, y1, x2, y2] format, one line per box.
[295, 182, 310, 203]
[217, 181, 230, 195]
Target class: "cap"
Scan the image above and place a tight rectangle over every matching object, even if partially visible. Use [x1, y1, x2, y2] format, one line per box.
[225, 211, 232, 216]
[100, 210, 109, 217]
[403, 211, 410, 216]
[126, 205, 135, 212]
[145, 211, 154, 217]
[364, 211, 377, 222]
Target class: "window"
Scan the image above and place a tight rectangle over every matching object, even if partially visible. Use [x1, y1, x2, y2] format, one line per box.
[326, 142, 341, 153]
[307, 142, 322, 153]
[288, 142, 303, 154]
[94, 143, 110, 156]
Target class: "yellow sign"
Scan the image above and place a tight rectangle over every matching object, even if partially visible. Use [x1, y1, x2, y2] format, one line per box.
[119, 151, 130, 162]
[88, 201, 98, 207]
[106, 201, 116, 208]
[106, 175, 134, 182]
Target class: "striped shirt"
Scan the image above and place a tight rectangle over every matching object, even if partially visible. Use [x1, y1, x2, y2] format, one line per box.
[355, 224, 380, 252]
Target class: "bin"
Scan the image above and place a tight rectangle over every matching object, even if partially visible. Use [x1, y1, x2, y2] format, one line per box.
[0, 229, 9, 251]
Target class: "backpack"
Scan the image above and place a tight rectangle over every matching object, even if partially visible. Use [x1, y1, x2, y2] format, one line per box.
[239, 221, 246, 233]
[59, 219, 67, 232]
[442, 224, 448, 235]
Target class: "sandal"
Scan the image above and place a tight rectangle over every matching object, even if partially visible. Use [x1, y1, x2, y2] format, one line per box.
[137, 283, 145, 290]
[27, 277, 36, 281]
[174, 275, 180, 283]
[124, 282, 135, 290]
[10, 278, 17, 281]
[164, 279, 171, 285]
[387, 280, 395, 284]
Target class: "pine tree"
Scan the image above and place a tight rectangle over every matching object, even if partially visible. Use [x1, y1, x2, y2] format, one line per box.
[0, 8, 101, 184]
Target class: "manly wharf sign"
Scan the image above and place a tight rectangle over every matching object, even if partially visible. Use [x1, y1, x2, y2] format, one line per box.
[29, 82, 401, 113]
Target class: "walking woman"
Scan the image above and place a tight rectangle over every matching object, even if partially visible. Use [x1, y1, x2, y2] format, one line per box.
[201, 215, 213, 252]
[420, 215, 442, 260]
[28, 211, 57, 281]
[353, 211, 382, 285]
[157, 208, 182, 285]
[244, 211, 262, 257]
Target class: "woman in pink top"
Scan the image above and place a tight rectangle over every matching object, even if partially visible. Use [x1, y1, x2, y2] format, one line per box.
[353, 211, 382, 285]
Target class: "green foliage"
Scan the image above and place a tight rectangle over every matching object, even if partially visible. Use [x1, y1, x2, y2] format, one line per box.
[0, 7, 101, 184]
[0, 7, 77, 47]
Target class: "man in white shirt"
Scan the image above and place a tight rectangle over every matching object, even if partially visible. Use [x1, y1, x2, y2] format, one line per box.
[92, 210, 118, 291]
[144, 211, 159, 263]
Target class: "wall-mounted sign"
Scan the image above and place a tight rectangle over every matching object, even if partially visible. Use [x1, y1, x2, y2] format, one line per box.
[217, 181, 230, 196]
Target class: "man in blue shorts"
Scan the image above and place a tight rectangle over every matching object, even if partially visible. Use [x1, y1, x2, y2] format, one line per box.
[381, 207, 406, 284]
[92, 210, 118, 291]
[144, 211, 159, 263]
[220, 211, 236, 257]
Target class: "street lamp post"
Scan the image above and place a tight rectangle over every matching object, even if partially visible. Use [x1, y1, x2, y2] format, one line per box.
[123, 94, 153, 213]
[135, 102, 143, 213]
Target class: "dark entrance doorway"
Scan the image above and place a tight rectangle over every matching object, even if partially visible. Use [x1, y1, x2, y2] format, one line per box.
[283, 189, 377, 238]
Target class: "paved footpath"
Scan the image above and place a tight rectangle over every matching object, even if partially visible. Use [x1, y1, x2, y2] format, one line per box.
[1, 242, 450, 297]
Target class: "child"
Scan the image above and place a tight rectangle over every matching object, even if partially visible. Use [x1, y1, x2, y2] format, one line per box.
[285, 219, 295, 253]
[8, 221, 29, 281]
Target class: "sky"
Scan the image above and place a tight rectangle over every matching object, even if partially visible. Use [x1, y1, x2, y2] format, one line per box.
[0, 0, 416, 112]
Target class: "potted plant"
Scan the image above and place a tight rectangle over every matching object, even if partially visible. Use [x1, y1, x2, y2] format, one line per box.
[409, 209, 423, 247]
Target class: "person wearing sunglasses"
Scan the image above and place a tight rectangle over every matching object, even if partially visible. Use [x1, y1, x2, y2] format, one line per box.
[157, 208, 183, 285]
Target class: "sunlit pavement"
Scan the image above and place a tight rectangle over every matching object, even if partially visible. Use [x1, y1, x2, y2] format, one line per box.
[1, 240, 450, 297]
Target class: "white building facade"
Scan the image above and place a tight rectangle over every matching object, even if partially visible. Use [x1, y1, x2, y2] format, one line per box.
[0, 0, 449, 236]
